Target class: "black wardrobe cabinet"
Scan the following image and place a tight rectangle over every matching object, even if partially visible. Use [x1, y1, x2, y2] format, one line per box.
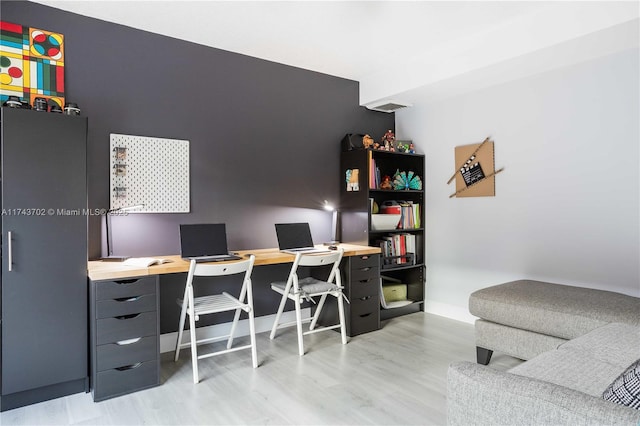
[1, 107, 88, 411]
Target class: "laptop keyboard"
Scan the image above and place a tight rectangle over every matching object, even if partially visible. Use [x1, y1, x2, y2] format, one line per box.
[187, 254, 240, 262]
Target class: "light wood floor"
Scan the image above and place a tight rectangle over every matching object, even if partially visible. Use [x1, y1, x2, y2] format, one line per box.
[1, 313, 522, 425]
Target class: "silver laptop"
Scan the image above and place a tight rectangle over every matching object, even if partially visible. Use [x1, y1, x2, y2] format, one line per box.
[179, 223, 242, 262]
[275, 223, 330, 254]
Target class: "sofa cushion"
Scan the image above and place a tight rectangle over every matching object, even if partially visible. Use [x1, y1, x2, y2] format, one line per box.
[509, 323, 640, 397]
[469, 280, 640, 339]
[509, 348, 626, 397]
[603, 359, 640, 410]
[559, 323, 640, 369]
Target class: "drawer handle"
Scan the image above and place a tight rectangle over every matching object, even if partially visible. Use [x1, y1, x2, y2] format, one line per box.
[361, 256, 369, 260]
[114, 296, 141, 302]
[359, 267, 371, 272]
[115, 313, 141, 320]
[359, 296, 372, 301]
[359, 313, 372, 318]
[115, 362, 143, 371]
[114, 279, 140, 285]
[116, 337, 142, 346]
[358, 279, 372, 284]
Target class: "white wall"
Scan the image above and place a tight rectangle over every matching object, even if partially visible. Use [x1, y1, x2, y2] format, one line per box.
[395, 47, 639, 323]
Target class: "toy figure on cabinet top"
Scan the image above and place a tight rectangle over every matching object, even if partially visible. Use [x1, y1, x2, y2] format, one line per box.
[362, 134, 374, 149]
[381, 130, 395, 151]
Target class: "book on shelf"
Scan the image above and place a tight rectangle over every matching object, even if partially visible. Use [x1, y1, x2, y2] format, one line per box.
[377, 233, 417, 266]
[369, 158, 381, 189]
[396, 201, 420, 229]
[122, 257, 173, 267]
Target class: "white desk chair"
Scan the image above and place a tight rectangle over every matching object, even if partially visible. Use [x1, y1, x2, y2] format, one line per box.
[269, 249, 347, 356]
[174, 255, 257, 383]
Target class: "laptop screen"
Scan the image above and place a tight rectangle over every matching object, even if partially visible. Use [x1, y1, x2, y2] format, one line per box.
[275, 222, 315, 250]
[180, 223, 230, 258]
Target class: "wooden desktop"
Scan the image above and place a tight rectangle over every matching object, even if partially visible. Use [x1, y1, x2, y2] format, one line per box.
[88, 243, 380, 280]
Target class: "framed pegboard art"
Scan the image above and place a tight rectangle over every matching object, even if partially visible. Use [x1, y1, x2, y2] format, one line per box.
[110, 133, 190, 213]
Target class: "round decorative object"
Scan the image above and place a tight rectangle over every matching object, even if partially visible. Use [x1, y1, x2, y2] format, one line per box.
[64, 102, 81, 115]
[3, 95, 22, 108]
[34, 97, 48, 112]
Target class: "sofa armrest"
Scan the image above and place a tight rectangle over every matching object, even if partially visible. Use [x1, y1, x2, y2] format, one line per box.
[447, 361, 640, 426]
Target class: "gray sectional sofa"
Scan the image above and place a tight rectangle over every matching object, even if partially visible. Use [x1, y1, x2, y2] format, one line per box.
[447, 280, 640, 425]
[448, 323, 640, 425]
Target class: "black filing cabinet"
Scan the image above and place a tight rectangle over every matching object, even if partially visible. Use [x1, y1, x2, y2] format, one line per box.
[344, 254, 380, 336]
[318, 253, 381, 336]
[90, 276, 160, 401]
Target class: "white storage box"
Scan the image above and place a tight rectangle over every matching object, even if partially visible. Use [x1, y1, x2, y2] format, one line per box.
[371, 214, 401, 231]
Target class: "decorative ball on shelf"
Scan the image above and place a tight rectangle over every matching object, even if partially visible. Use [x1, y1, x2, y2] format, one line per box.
[393, 170, 422, 190]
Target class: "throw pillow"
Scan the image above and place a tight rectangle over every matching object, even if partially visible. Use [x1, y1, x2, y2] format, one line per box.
[603, 359, 640, 410]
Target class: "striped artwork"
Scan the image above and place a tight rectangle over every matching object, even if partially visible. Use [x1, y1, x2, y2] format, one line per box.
[0, 20, 65, 108]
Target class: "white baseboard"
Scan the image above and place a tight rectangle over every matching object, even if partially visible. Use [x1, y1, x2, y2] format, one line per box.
[425, 300, 477, 324]
[160, 308, 309, 353]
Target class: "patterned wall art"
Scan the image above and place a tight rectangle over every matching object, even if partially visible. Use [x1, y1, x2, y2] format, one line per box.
[0, 21, 65, 108]
[110, 134, 190, 213]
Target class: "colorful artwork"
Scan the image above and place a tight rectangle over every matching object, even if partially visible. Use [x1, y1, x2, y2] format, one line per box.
[0, 21, 65, 108]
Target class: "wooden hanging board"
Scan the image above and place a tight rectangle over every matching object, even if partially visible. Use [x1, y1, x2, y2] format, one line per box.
[453, 140, 496, 198]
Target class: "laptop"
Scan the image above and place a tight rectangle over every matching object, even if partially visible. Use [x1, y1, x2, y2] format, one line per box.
[179, 223, 243, 262]
[275, 222, 330, 254]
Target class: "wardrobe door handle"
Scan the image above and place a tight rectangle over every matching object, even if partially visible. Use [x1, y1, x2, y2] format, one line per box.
[7, 231, 12, 272]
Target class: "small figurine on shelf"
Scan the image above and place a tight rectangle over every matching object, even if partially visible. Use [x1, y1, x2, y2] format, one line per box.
[396, 142, 406, 153]
[362, 134, 374, 149]
[409, 143, 415, 154]
[380, 175, 393, 190]
[381, 129, 395, 152]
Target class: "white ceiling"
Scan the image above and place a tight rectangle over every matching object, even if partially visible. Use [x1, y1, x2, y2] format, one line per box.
[31, 1, 640, 107]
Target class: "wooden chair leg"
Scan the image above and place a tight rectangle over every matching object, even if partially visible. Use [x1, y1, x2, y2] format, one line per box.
[248, 307, 258, 368]
[336, 292, 347, 345]
[174, 292, 189, 362]
[309, 294, 328, 330]
[227, 307, 242, 350]
[174, 307, 186, 362]
[294, 295, 304, 356]
[189, 312, 199, 384]
[270, 292, 288, 340]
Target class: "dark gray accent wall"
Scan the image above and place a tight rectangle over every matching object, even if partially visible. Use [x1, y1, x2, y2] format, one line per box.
[2, 1, 394, 258]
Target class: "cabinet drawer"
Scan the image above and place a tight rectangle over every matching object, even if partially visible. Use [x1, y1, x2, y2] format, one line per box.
[350, 254, 379, 270]
[96, 312, 157, 345]
[349, 296, 380, 336]
[96, 335, 158, 372]
[96, 293, 157, 319]
[350, 274, 379, 299]
[350, 264, 379, 280]
[95, 276, 156, 301]
[94, 359, 159, 402]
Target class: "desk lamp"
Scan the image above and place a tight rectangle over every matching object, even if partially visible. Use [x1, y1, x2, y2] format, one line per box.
[323, 200, 340, 246]
[101, 204, 144, 261]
